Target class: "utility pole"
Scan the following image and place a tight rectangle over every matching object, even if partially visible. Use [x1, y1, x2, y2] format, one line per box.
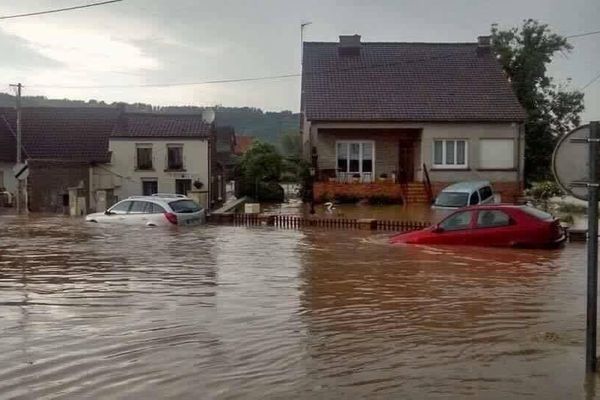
[9, 83, 23, 214]
[586, 121, 599, 373]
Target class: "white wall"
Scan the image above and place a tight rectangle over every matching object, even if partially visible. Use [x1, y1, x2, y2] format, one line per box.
[99, 138, 210, 202]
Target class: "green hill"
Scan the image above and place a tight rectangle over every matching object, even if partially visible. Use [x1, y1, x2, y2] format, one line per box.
[0, 93, 300, 144]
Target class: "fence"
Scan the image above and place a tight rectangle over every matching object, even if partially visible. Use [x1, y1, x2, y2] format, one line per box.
[213, 213, 430, 232]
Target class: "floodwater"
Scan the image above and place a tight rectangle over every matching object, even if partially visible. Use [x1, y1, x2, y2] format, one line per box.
[0, 214, 596, 399]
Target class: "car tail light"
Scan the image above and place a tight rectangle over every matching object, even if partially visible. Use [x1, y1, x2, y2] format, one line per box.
[550, 220, 561, 238]
[164, 212, 178, 225]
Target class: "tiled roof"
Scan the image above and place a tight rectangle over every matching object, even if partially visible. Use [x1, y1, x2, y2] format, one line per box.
[111, 113, 211, 138]
[302, 42, 526, 122]
[0, 107, 118, 163]
[234, 135, 254, 155]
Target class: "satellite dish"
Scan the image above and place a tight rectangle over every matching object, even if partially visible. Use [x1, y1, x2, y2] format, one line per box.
[552, 124, 593, 201]
[202, 108, 215, 124]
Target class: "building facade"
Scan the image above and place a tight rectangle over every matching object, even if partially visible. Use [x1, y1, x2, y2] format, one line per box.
[301, 35, 526, 203]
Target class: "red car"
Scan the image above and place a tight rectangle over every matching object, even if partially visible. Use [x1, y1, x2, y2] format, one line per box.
[390, 205, 565, 248]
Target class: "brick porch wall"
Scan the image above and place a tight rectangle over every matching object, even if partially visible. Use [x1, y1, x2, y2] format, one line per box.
[314, 181, 403, 203]
[430, 181, 523, 203]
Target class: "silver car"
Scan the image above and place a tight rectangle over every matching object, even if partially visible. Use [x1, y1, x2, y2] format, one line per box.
[85, 194, 205, 227]
[432, 181, 496, 209]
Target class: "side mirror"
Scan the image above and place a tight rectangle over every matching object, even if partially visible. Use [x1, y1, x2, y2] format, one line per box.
[104, 210, 113, 215]
[432, 225, 444, 233]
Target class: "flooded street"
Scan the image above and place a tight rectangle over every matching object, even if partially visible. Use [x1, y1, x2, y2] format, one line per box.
[0, 214, 595, 399]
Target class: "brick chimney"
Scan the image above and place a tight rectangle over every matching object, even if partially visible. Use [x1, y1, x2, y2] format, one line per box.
[338, 34, 362, 56]
[477, 35, 492, 55]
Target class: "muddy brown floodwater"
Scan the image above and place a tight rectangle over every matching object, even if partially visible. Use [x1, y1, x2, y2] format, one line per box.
[0, 214, 596, 399]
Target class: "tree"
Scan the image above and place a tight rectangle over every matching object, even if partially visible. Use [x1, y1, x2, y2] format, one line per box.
[280, 130, 302, 157]
[236, 141, 284, 201]
[492, 19, 585, 182]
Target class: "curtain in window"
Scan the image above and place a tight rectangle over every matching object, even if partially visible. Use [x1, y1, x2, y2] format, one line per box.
[445, 140, 455, 164]
[434, 141, 443, 165]
[349, 143, 360, 172]
[362, 142, 373, 173]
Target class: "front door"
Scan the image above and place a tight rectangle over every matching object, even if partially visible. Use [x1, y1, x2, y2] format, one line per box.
[398, 140, 414, 183]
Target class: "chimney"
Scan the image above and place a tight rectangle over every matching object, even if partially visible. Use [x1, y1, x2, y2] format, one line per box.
[338, 34, 362, 56]
[477, 35, 491, 55]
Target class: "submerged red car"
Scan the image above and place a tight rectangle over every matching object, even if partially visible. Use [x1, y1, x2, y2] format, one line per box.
[390, 205, 565, 248]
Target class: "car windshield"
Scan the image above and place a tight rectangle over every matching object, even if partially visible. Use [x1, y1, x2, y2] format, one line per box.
[169, 199, 201, 213]
[435, 192, 469, 207]
[520, 206, 553, 221]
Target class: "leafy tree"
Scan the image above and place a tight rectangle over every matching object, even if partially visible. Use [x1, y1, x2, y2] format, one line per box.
[236, 141, 284, 201]
[280, 130, 302, 157]
[492, 19, 585, 182]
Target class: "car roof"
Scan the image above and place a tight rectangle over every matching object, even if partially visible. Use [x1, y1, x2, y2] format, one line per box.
[440, 181, 491, 193]
[127, 194, 188, 201]
[460, 204, 524, 210]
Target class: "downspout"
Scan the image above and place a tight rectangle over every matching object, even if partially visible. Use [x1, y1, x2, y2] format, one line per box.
[516, 122, 523, 193]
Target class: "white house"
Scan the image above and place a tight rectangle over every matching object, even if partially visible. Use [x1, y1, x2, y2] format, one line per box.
[91, 112, 214, 210]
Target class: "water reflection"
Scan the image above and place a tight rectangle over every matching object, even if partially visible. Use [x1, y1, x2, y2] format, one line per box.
[0, 215, 596, 399]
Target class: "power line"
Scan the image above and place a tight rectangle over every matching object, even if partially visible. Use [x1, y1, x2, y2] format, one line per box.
[582, 70, 600, 91]
[26, 53, 459, 89]
[566, 29, 600, 39]
[0, 0, 123, 20]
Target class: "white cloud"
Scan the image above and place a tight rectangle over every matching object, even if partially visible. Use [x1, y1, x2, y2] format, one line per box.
[1, 21, 160, 75]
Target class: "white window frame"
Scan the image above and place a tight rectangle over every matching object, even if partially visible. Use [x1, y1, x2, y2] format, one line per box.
[335, 140, 376, 179]
[433, 139, 468, 169]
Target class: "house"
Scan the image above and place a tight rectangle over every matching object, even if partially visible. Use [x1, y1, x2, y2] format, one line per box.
[301, 35, 526, 203]
[105, 111, 213, 205]
[0, 107, 221, 213]
[0, 107, 118, 213]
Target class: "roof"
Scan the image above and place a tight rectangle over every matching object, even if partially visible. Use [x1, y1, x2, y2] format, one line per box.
[0, 107, 118, 163]
[0, 108, 212, 163]
[441, 180, 491, 193]
[302, 41, 526, 122]
[112, 113, 211, 138]
[234, 135, 254, 155]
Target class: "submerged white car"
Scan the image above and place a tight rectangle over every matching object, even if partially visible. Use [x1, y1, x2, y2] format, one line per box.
[85, 194, 205, 227]
[432, 181, 496, 209]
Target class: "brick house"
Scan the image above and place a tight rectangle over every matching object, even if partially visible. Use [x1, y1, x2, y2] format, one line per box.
[0, 107, 224, 213]
[301, 35, 526, 203]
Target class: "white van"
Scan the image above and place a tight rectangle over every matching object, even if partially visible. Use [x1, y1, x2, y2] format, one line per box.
[432, 181, 496, 209]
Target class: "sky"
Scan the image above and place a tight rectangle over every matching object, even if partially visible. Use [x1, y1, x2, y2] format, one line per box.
[0, 0, 598, 121]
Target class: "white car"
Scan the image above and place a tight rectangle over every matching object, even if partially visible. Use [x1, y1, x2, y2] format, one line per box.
[85, 194, 205, 226]
[432, 181, 497, 209]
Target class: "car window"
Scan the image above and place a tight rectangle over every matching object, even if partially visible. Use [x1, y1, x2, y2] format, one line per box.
[477, 210, 511, 228]
[149, 203, 166, 214]
[439, 211, 473, 231]
[110, 201, 132, 214]
[129, 201, 150, 214]
[434, 192, 469, 207]
[520, 206, 553, 221]
[169, 199, 201, 213]
[479, 186, 492, 201]
[469, 191, 480, 205]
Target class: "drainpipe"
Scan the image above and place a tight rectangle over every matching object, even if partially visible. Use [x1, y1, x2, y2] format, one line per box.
[516, 123, 523, 193]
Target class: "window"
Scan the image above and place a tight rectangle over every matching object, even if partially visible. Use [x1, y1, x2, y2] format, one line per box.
[129, 201, 150, 214]
[149, 203, 166, 214]
[479, 186, 493, 201]
[469, 191, 480, 205]
[136, 144, 153, 170]
[336, 141, 374, 179]
[439, 211, 473, 231]
[142, 179, 158, 196]
[175, 179, 192, 195]
[434, 192, 469, 208]
[169, 199, 202, 213]
[433, 140, 468, 168]
[110, 201, 132, 214]
[479, 139, 514, 169]
[477, 210, 511, 228]
[167, 144, 184, 170]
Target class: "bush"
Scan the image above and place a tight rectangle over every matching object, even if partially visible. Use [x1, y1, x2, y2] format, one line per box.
[525, 181, 562, 210]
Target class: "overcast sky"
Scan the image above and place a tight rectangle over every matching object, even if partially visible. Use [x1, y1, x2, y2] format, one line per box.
[0, 0, 598, 121]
